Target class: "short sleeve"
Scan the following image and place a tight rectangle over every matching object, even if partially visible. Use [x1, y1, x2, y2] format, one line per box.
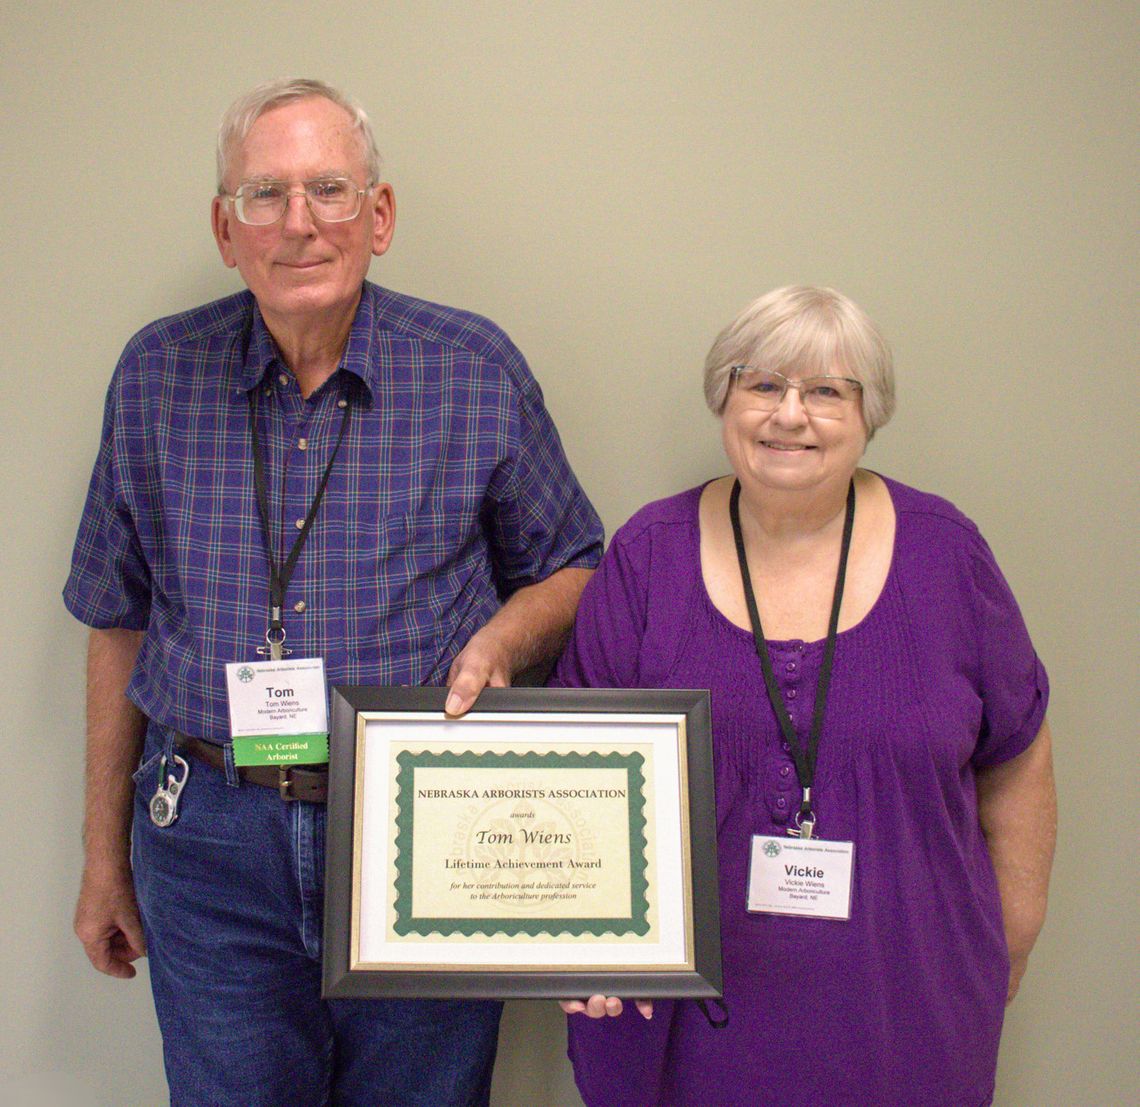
[551, 526, 649, 690]
[968, 531, 1049, 769]
[482, 340, 603, 593]
[63, 362, 152, 629]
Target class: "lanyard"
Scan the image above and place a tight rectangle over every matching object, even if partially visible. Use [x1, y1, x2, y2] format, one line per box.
[248, 387, 352, 659]
[729, 478, 855, 838]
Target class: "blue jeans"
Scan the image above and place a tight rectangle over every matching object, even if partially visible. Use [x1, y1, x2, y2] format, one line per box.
[132, 724, 502, 1106]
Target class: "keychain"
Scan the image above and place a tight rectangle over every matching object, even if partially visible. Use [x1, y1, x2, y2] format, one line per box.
[149, 753, 190, 828]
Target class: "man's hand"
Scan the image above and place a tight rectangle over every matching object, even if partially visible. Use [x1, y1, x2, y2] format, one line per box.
[443, 567, 594, 717]
[75, 859, 146, 978]
[444, 629, 512, 717]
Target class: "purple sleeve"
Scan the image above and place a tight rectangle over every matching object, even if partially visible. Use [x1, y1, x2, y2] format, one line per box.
[968, 531, 1049, 769]
[62, 363, 152, 630]
[551, 526, 648, 690]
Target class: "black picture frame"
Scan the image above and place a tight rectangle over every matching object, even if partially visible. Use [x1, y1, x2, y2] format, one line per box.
[322, 685, 721, 1000]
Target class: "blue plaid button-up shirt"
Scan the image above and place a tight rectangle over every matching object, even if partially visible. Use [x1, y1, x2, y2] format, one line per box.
[64, 282, 603, 740]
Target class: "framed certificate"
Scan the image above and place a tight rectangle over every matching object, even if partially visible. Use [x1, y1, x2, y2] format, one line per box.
[322, 686, 721, 1000]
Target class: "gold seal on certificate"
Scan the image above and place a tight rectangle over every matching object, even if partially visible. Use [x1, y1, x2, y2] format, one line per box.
[322, 687, 722, 1001]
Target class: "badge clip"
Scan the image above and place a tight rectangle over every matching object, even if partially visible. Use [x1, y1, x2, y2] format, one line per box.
[787, 790, 816, 839]
[256, 620, 292, 661]
[788, 817, 815, 840]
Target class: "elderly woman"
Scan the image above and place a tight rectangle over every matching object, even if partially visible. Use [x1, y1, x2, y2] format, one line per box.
[555, 286, 1056, 1106]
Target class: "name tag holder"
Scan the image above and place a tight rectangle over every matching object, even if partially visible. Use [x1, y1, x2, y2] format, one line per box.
[225, 655, 330, 766]
[747, 834, 854, 920]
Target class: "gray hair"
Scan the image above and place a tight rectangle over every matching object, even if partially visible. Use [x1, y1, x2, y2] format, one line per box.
[215, 77, 382, 193]
[703, 285, 896, 435]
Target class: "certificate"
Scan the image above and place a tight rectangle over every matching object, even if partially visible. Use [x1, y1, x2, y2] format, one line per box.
[322, 686, 722, 1000]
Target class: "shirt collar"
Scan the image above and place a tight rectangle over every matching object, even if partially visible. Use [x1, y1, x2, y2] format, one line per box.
[237, 283, 381, 400]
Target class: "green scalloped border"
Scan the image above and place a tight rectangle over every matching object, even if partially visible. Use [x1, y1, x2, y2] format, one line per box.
[392, 749, 649, 938]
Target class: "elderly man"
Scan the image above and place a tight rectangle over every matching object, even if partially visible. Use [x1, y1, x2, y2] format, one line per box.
[64, 78, 602, 1106]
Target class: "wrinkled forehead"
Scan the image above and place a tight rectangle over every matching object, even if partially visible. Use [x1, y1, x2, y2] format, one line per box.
[229, 97, 368, 184]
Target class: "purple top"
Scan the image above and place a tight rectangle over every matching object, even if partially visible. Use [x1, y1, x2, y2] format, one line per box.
[63, 281, 602, 739]
[553, 478, 1048, 1107]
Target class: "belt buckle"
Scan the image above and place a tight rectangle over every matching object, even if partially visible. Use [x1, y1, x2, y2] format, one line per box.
[277, 766, 297, 802]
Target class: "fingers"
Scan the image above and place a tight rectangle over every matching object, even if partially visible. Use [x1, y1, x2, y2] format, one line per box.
[444, 665, 486, 717]
[75, 869, 146, 979]
[445, 650, 511, 717]
[561, 995, 636, 1019]
[590, 994, 623, 1018]
[81, 933, 120, 976]
[98, 935, 142, 979]
[81, 924, 145, 979]
[635, 999, 654, 1020]
[117, 910, 148, 964]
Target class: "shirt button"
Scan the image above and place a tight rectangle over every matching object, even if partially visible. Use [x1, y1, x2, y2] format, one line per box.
[786, 661, 797, 673]
[337, 397, 348, 409]
[293, 600, 307, 614]
[780, 764, 791, 778]
[787, 688, 797, 699]
[278, 373, 289, 387]
[294, 518, 305, 530]
[297, 438, 308, 451]
[776, 797, 787, 810]
[782, 741, 791, 752]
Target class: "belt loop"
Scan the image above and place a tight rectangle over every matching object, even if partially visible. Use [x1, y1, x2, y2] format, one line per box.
[161, 727, 177, 762]
[222, 742, 240, 787]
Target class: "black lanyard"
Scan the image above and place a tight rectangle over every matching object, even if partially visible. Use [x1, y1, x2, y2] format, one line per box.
[248, 387, 352, 657]
[729, 478, 855, 837]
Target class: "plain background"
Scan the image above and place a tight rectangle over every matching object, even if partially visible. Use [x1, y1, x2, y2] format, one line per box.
[2, 3, 1135, 1104]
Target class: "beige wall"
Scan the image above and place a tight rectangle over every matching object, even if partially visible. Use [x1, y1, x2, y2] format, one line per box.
[3, 2, 1135, 1103]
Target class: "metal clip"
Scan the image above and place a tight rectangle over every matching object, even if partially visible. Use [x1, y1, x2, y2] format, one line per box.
[788, 816, 815, 840]
[787, 791, 816, 839]
[256, 624, 291, 661]
[148, 754, 190, 828]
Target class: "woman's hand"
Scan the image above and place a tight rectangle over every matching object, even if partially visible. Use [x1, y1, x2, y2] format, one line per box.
[559, 996, 653, 1019]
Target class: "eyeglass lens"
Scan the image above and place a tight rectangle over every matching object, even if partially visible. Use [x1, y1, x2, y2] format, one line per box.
[234, 179, 363, 225]
[733, 369, 860, 416]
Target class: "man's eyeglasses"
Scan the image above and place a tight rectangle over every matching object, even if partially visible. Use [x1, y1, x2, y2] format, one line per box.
[224, 178, 373, 225]
[730, 366, 863, 419]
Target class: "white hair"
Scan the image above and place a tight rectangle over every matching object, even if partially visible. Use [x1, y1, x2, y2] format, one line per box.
[703, 285, 896, 435]
[215, 77, 382, 192]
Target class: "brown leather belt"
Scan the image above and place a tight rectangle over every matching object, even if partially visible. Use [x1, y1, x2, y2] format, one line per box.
[175, 734, 328, 803]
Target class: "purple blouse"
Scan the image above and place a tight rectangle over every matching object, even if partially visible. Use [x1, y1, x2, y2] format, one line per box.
[552, 477, 1048, 1107]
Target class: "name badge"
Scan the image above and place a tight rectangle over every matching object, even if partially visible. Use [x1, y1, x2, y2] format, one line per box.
[224, 657, 329, 765]
[747, 834, 854, 920]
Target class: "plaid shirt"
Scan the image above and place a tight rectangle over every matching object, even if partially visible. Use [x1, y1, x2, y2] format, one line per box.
[64, 282, 603, 740]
